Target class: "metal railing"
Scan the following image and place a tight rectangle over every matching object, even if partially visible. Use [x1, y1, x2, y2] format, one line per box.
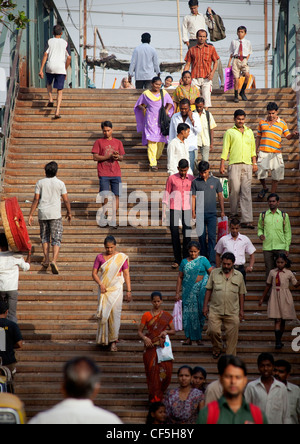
[0, 31, 22, 190]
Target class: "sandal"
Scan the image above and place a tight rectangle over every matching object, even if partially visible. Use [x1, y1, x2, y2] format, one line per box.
[258, 188, 269, 199]
[110, 342, 118, 352]
[183, 339, 192, 346]
[53, 114, 61, 120]
[47, 102, 54, 108]
[172, 263, 179, 269]
[213, 351, 222, 359]
[50, 262, 59, 275]
[41, 262, 49, 269]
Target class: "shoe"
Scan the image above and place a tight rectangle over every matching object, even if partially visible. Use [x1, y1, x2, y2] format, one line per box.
[150, 166, 158, 172]
[258, 188, 269, 199]
[234, 91, 239, 103]
[47, 102, 54, 108]
[239, 90, 248, 101]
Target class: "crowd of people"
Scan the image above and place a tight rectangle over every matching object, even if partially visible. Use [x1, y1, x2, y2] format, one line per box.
[0, 0, 299, 425]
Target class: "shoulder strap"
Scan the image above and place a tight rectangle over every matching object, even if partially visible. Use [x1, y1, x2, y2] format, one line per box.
[206, 110, 211, 144]
[250, 404, 264, 424]
[207, 400, 220, 424]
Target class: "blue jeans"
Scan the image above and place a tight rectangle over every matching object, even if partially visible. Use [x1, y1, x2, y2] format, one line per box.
[198, 213, 217, 267]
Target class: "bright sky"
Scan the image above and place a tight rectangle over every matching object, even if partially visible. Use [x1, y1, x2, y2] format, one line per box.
[58, 0, 279, 89]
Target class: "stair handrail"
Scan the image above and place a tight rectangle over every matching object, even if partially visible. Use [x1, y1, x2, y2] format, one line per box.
[0, 31, 22, 191]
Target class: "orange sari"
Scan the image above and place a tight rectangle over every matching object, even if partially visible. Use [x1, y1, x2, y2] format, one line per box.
[142, 311, 173, 403]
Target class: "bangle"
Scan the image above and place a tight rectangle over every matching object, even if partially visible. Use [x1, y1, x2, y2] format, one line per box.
[127, 290, 132, 293]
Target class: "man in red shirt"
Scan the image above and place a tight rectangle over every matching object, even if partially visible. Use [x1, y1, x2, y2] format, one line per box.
[184, 29, 219, 109]
[92, 121, 125, 227]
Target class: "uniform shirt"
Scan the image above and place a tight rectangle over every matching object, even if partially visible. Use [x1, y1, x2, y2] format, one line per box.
[45, 38, 69, 75]
[215, 233, 256, 266]
[221, 125, 256, 165]
[167, 137, 190, 176]
[198, 396, 268, 424]
[244, 378, 291, 424]
[169, 112, 202, 152]
[286, 382, 300, 424]
[163, 173, 195, 211]
[258, 118, 291, 153]
[194, 110, 217, 147]
[182, 13, 213, 42]
[185, 44, 219, 80]
[257, 209, 292, 252]
[35, 177, 67, 221]
[191, 175, 223, 214]
[229, 38, 253, 57]
[28, 399, 123, 425]
[206, 268, 246, 316]
[128, 43, 160, 81]
[0, 251, 30, 291]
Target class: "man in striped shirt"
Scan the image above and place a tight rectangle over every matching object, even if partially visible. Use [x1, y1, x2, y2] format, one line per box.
[256, 102, 299, 198]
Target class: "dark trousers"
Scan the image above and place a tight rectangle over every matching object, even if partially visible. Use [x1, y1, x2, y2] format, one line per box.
[234, 265, 247, 284]
[170, 210, 191, 265]
[135, 80, 152, 90]
[264, 250, 286, 279]
[198, 213, 217, 267]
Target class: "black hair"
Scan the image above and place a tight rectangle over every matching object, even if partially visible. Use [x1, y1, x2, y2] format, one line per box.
[189, 0, 198, 7]
[276, 253, 292, 269]
[195, 97, 205, 105]
[180, 98, 191, 107]
[234, 109, 246, 119]
[146, 402, 166, 425]
[53, 25, 63, 36]
[141, 33, 151, 44]
[198, 160, 210, 173]
[267, 102, 278, 112]
[217, 355, 235, 375]
[0, 233, 8, 249]
[63, 357, 101, 400]
[192, 366, 207, 379]
[196, 29, 208, 38]
[219, 356, 248, 377]
[165, 76, 173, 82]
[151, 291, 162, 300]
[151, 76, 162, 84]
[187, 241, 201, 251]
[177, 123, 190, 134]
[0, 300, 9, 315]
[178, 159, 189, 169]
[230, 218, 241, 226]
[181, 70, 192, 79]
[237, 26, 247, 33]
[177, 365, 193, 376]
[104, 235, 117, 246]
[45, 161, 58, 178]
[101, 121, 113, 130]
[221, 252, 236, 263]
[274, 359, 292, 374]
[267, 193, 280, 202]
[257, 352, 275, 367]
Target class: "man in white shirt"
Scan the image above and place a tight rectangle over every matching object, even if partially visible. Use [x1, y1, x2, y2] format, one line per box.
[28, 162, 72, 275]
[169, 99, 201, 175]
[244, 353, 291, 424]
[39, 25, 71, 119]
[0, 234, 30, 323]
[167, 123, 191, 176]
[215, 218, 256, 283]
[29, 357, 122, 425]
[182, 0, 214, 48]
[194, 97, 217, 162]
[128, 33, 160, 89]
[274, 359, 300, 424]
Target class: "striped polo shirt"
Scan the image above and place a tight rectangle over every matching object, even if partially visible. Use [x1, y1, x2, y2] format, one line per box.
[258, 118, 290, 153]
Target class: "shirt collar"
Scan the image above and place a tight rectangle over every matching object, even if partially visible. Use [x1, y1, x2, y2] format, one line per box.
[233, 124, 249, 132]
[229, 233, 242, 240]
[218, 395, 250, 412]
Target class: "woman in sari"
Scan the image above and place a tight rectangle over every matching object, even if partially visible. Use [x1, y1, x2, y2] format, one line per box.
[172, 71, 200, 113]
[175, 241, 213, 345]
[119, 77, 135, 89]
[134, 76, 174, 172]
[92, 236, 132, 352]
[138, 291, 175, 403]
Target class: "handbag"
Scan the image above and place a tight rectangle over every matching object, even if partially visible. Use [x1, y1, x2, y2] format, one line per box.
[172, 300, 183, 332]
[224, 67, 234, 92]
[159, 90, 171, 136]
[156, 335, 174, 363]
[217, 216, 229, 242]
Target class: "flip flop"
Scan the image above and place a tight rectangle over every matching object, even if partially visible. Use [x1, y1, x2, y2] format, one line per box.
[47, 102, 54, 108]
[53, 114, 61, 120]
[50, 262, 59, 275]
[41, 262, 49, 269]
[258, 188, 269, 199]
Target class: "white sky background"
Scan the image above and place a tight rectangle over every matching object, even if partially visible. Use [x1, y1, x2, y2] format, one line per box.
[57, 0, 280, 89]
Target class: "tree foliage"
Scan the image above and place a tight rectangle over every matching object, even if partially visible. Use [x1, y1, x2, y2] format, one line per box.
[0, 0, 29, 29]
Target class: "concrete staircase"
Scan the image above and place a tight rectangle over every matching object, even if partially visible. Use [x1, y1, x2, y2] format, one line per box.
[1, 87, 300, 423]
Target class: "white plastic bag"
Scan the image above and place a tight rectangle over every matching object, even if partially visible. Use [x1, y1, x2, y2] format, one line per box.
[156, 335, 174, 363]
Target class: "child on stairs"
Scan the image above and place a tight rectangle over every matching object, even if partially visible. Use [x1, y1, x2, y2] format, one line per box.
[259, 254, 300, 350]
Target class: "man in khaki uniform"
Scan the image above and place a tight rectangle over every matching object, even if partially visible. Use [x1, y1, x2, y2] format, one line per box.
[203, 252, 246, 358]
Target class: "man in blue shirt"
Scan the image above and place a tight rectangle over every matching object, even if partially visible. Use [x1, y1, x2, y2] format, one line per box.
[128, 33, 160, 89]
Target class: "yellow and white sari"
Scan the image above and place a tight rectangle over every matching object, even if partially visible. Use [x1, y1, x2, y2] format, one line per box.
[96, 253, 128, 346]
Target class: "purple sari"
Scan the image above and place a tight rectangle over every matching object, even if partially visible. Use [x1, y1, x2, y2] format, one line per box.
[134, 90, 175, 146]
